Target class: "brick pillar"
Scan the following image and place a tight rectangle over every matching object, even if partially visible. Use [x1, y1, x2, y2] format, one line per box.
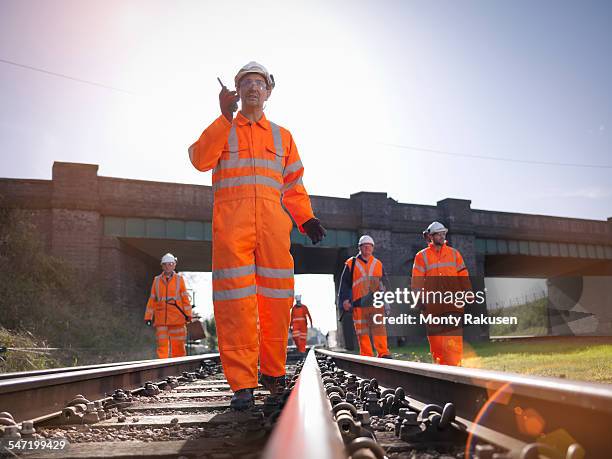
[437, 198, 489, 341]
[51, 162, 101, 274]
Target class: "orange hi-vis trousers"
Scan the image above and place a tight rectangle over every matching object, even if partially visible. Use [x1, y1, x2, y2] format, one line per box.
[155, 325, 187, 359]
[427, 334, 463, 366]
[352, 307, 390, 358]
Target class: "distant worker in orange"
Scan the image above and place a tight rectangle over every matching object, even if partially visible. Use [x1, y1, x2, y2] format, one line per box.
[144, 253, 192, 359]
[290, 295, 312, 353]
[188, 62, 326, 409]
[338, 235, 392, 358]
[412, 222, 472, 366]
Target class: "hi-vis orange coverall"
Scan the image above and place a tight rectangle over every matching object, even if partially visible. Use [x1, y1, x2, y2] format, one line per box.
[412, 242, 471, 366]
[290, 304, 312, 353]
[342, 256, 391, 358]
[145, 272, 192, 359]
[189, 112, 315, 391]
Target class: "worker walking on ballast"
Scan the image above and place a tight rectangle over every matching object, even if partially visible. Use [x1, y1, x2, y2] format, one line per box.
[290, 295, 312, 353]
[188, 61, 326, 409]
[144, 253, 192, 359]
[338, 235, 391, 358]
[412, 222, 472, 366]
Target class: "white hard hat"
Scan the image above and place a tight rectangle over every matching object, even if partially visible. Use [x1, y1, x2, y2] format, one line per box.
[295, 295, 302, 302]
[234, 61, 275, 90]
[161, 253, 177, 264]
[423, 221, 448, 236]
[358, 235, 375, 246]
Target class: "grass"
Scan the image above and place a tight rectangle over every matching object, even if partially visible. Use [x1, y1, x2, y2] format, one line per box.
[391, 338, 612, 384]
[0, 327, 58, 372]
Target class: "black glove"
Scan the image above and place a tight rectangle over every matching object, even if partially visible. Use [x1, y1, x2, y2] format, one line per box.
[303, 218, 326, 245]
[219, 86, 239, 122]
[145, 320, 152, 327]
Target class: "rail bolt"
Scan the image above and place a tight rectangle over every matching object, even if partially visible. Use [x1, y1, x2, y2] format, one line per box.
[20, 420, 36, 437]
[336, 412, 362, 443]
[0, 412, 16, 427]
[83, 402, 100, 424]
[347, 436, 386, 459]
[1, 425, 21, 440]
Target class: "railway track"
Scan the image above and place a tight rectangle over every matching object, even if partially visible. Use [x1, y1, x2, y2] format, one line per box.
[315, 349, 612, 459]
[0, 349, 610, 458]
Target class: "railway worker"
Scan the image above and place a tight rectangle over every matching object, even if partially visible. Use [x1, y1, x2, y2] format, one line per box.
[188, 61, 326, 410]
[412, 222, 472, 366]
[338, 235, 392, 358]
[144, 253, 192, 359]
[290, 295, 313, 353]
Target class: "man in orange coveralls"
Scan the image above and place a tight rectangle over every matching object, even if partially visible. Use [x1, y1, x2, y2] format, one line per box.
[144, 253, 192, 359]
[188, 62, 326, 409]
[290, 295, 312, 353]
[412, 222, 472, 366]
[338, 235, 392, 358]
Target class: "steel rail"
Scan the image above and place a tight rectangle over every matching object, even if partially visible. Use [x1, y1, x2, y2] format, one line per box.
[0, 354, 219, 422]
[0, 359, 161, 381]
[317, 349, 612, 458]
[263, 349, 346, 459]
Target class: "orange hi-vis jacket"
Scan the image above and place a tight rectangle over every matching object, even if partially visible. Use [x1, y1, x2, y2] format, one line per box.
[189, 112, 314, 229]
[144, 272, 192, 327]
[346, 256, 385, 306]
[291, 304, 312, 329]
[411, 242, 472, 316]
[188, 111, 315, 391]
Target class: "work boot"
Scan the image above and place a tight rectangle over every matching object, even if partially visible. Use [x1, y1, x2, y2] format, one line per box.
[230, 388, 255, 410]
[260, 374, 286, 396]
[380, 354, 393, 359]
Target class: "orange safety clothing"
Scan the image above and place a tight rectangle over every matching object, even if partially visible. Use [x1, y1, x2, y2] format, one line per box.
[189, 112, 315, 391]
[412, 242, 471, 366]
[290, 304, 312, 353]
[345, 256, 390, 358]
[145, 272, 192, 358]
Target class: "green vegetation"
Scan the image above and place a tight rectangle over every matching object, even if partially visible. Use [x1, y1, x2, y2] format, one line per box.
[489, 298, 548, 336]
[0, 327, 58, 372]
[391, 338, 612, 384]
[204, 317, 217, 351]
[0, 207, 155, 373]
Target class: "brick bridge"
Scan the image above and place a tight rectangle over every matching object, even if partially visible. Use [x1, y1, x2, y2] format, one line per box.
[2, 162, 611, 347]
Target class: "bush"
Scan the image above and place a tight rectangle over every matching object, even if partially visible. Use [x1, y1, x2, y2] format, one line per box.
[0, 207, 155, 369]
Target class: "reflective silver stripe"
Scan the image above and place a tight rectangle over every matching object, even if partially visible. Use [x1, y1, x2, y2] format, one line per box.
[257, 286, 294, 298]
[269, 121, 284, 158]
[213, 265, 256, 280]
[175, 273, 181, 300]
[282, 176, 303, 193]
[156, 335, 168, 340]
[154, 276, 160, 301]
[256, 266, 294, 278]
[369, 258, 379, 277]
[293, 317, 306, 321]
[354, 260, 366, 277]
[216, 158, 283, 173]
[213, 175, 282, 191]
[283, 159, 303, 177]
[413, 263, 426, 273]
[457, 264, 467, 272]
[157, 326, 168, 331]
[213, 285, 257, 301]
[422, 250, 430, 270]
[228, 125, 238, 160]
[428, 262, 457, 269]
[188, 143, 195, 163]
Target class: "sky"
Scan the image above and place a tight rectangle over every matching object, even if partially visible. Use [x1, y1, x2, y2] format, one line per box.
[1, 0, 610, 332]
